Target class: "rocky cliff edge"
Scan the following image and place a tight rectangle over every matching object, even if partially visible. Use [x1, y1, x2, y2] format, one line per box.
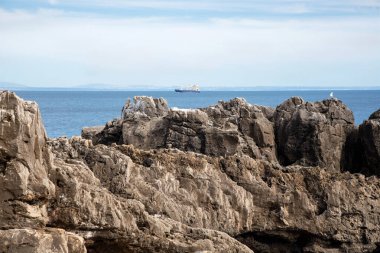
[1, 91, 380, 253]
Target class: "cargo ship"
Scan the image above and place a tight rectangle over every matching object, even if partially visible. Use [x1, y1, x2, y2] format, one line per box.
[175, 84, 200, 93]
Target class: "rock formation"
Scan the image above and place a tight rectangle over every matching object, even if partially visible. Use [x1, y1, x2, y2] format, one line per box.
[357, 109, 380, 176]
[0, 91, 55, 228]
[273, 97, 355, 172]
[94, 96, 276, 161]
[0, 91, 84, 253]
[81, 126, 104, 140]
[1, 91, 380, 253]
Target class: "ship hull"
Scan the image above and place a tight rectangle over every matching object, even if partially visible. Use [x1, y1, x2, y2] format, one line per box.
[175, 89, 200, 93]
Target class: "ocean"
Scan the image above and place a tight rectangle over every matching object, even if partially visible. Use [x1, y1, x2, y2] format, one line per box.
[16, 90, 380, 138]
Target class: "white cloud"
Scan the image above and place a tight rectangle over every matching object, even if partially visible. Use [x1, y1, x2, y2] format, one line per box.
[0, 8, 379, 87]
[31, 0, 380, 14]
[48, 0, 59, 5]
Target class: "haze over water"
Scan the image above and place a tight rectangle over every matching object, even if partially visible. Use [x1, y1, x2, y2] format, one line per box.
[17, 90, 380, 138]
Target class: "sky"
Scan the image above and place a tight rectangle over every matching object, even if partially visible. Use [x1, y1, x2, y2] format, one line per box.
[0, 0, 380, 89]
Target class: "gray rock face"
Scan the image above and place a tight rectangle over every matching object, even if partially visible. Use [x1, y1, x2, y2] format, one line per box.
[0, 91, 55, 229]
[92, 119, 123, 145]
[202, 98, 276, 159]
[48, 137, 380, 253]
[0, 91, 253, 253]
[2, 91, 380, 253]
[274, 97, 355, 172]
[122, 96, 169, 119]
[0, 228, 86, 253]
[357, 109, 380, 175]
[92, 96, 169, 147]
[81, 126, 104, 140]
[95, 96, 276, 161]
[369, 109, 380, 120]
[0, 91, 86, 252]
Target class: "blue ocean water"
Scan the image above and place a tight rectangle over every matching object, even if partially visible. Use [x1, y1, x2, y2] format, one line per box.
[16, 90, 380, 138]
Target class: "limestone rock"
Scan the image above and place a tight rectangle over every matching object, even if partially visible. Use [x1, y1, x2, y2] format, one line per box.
[357, 109, 380, 175]
[94, 95, 170, 146]
[81, 126, 104, 140]
[122, 117, 169, 149]
[274, 97, 355, 172]
[0, 228, 86, 253]
[93, 119, 123, 145]
[369, 109, 380, 120]
[96, 96, 277, 161]
[2, 91, 380, 253]
[47, 137, 253, 253]
[122, 96, 169, 119]
[0, 91, 55, 228]
[49, 137, 380, 253]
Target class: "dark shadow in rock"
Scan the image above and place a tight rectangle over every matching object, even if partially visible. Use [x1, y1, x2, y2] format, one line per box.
[0, 149, 11, 175]
[235, 230, 342, 253]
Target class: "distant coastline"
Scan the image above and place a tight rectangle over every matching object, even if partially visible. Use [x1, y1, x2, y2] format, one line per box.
[1, 82, 380, 92]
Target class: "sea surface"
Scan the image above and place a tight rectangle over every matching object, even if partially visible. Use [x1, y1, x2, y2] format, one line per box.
[16, 90, 380, 138]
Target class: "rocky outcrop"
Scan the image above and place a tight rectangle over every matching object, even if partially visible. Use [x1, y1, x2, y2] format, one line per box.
[0, 91, 253, 252]
[47, 137, 380, 253]
[274, 97, 355, 172]
[2, 91, 380, 253]
[81, 126, 104, 140]
[0, 91, 85, 252]
[356, 109, 380, 176]
[0, 228, 86, 253]
[122, 96, 169, 119]
[95, 96, 276, 161]
[47, 137, 252, 253]
[0, 91, 55, 229]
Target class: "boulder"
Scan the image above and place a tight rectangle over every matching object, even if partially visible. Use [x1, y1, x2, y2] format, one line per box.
[274, 97, 355, 172]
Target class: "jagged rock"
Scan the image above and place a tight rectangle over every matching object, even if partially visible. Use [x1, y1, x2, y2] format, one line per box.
[47, 137, 253, 253]
[274, 97, 355, 172]
[122, 96, 169, 119]
[81, 126, 104, 140]
[0, 91, 55, 228]
[48, 137, 380, 253]
[93, 119, 123, 145]
[357, 109, 380, 175]
[370, 109, 380, 120]
[96, 96, 276, 161]
[0, 91, 252, 252]
[0, 228, 86, 253]
[2, 91, 380, 253]
[122, 117, 169, 149]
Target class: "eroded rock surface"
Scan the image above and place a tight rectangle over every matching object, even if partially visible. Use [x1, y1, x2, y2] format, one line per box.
[274, 97, 355, 172]
[357, 109, 380, 176]
[1, 91, 380, 253]
[0, 91, 55, 229]
[47, 136, 380, 253]
[81, 126, 104, 140]
[0, 228, 86, 253]
[95, 96, 276, 161]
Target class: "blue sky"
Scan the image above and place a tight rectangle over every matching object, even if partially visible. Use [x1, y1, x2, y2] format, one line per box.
[0, 0, 380, 88]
